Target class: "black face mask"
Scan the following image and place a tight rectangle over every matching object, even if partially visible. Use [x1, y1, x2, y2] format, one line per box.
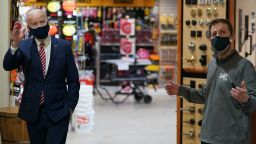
[211, 36, 231, 52]
[29, 23, 49, 39]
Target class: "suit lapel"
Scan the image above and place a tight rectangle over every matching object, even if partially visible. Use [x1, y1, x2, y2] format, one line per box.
[46, 37, 59, 78]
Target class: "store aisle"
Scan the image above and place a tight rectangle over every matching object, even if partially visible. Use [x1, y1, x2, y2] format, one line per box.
[66, 88, 177, 144]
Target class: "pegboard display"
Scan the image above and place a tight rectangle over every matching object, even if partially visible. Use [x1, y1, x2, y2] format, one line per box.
[177, 1, 235, 144]
[181, 77, 206, 144]
[182, 0, 227, 71]
[181, 97, 196, 144]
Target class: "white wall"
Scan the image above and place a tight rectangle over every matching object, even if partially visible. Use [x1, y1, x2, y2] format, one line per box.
[235, 0, 256, 66]
[0, 0, 10, 107]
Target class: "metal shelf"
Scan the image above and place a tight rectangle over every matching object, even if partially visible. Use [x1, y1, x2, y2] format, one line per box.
[160, 29, 177, 34]
[159, 45, 177, 49]
[136, 43, 154, 47]
[100, 43, 120, 46]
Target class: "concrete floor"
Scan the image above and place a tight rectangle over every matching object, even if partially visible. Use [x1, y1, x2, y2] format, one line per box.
[66, 88, 177, 144]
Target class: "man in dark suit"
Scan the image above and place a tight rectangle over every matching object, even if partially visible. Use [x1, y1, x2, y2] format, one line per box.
[3, 8, 80, 144]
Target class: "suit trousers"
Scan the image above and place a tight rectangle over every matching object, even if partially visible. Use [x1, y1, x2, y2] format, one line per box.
[26, 106, 70, 144]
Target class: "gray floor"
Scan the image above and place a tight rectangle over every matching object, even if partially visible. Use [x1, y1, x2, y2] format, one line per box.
[66, 88, 177, 144]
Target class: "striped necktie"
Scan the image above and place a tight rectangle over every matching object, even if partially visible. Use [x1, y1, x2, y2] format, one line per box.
[39, 42, 46, 105]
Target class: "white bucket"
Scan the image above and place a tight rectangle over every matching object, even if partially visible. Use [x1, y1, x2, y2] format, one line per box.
[73, 111, 94, 133]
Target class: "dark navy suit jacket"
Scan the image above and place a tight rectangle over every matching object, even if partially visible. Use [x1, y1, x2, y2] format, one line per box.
[3, 37, 80, 122]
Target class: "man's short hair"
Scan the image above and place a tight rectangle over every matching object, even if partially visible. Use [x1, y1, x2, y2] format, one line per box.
[207, 18, 233, 38]
[25, 8, 47, 21]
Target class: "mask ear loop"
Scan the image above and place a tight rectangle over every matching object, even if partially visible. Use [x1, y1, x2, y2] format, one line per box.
[229, 33, 235, 43]
[229, 36, 233, 43]
[226, 36, 232, 50]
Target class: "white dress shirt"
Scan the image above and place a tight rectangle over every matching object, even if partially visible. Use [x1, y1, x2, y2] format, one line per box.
[11, 35, 52, 75]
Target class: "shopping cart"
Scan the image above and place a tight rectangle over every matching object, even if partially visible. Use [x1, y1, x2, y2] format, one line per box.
[95, 57, 157, 104]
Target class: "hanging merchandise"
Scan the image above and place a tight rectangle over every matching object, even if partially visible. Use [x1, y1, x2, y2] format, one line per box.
[76, 9, 84, 30]
[149, 54, 160, 61]
[120, 18, 135, 36]
[101, 28, 120, 43]
[76, 34, 84, 55]
[47, 1, 61, 13]
[62, 24, 76, 37]
[61, 0, 77, 41]
[120, 38, 135, 55]
[9, 69, 25, 106]
[75, 29, 95, 70]
[136, 29, 152, 44]
[137, 48, 149, 59]
[144, 7, 150, 16]
[62, 0, 77, 16]
[145, 64, 159, 72]
[84, 32, 95, 69]
[49, 23, 58, 36]
[46, 1, 62, 38]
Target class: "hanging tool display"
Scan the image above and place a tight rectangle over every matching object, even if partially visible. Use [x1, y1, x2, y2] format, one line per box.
[180, 1, 228, 143]
[182, 77, 206, 144]
[182, 0, 227, 71]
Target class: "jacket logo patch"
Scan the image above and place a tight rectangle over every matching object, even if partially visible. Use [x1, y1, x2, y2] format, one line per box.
[218, 73, 228, 81]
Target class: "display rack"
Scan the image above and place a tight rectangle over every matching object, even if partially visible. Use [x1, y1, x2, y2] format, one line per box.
[158, 14, 177, 85]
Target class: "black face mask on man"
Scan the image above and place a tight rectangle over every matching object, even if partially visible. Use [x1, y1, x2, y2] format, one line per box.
[29, 23, 49, 39]
[211, 36, 231, 53]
